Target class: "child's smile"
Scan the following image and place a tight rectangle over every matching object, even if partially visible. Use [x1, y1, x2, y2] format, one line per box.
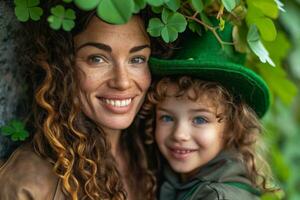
[155, 85, 226, 181]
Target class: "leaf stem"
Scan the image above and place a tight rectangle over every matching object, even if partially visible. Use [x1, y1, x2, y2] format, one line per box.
[184, 12, 233, 48]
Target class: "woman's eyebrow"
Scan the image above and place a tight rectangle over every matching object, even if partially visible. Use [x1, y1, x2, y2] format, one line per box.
[129, 45, 150, 53]
[75, 42, 112, 52]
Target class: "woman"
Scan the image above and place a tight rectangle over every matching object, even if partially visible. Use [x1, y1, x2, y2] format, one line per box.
[0, 1, 156, 200]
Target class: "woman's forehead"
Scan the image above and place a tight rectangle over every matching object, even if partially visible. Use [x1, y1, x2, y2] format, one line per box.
[74, 15, 149, 49]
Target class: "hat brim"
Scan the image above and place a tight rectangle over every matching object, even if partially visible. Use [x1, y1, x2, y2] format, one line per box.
[150, 57, 270, 118]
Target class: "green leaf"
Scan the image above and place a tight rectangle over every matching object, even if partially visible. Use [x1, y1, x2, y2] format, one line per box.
[251, 0, 279, 19]
[247, 25, 274, 66]
[219, 17, 225, 31]
[151, 6, 163, 14]
[14, 0, 42, 22]
[14, 0, 26, 6]
[165, 0, 180, 11]
[259, 63, 297, 105]
[47, 6, 76, 31]
[162, 8, 171, 24]
[133, 0, 147, 13]
[0, 120, 29, 141]
[74, 0, 100, 11]
[199, 12, 212, 26]
[51, 5, 64, 16]
[167, 12, 187, 33]
[15, 6, 30, 22]
[222, 0, 240, 12]
[146, 0, 165, 6]
[191, 0, 204, 13]
[63, 0, 73, 3]
[27, 0, 39, 7]
[188, 20, 202, 35]
[62, 19, 75, 31]
[29, 7, 43, 21]
[161, 26, 178, 42]
[48, 15, 62, 30]
[147, 18, 164, 37]
[65, 9, 76, 20]
[97, 0, 134, 24]
[254, 17, 276, 41]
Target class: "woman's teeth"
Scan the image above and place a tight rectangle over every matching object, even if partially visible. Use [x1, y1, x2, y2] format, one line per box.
[103, 98, 132, 107]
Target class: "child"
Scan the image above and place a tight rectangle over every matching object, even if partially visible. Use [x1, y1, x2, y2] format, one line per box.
[141, 25, 275, 199]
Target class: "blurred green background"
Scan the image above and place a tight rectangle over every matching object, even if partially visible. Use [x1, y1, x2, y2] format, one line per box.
[254, 0, 300, 199]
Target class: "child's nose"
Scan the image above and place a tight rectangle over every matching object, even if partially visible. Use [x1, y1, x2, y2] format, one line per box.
[171, 123, 191, 142]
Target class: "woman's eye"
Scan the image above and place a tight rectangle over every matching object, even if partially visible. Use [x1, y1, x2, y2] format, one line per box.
[88, 55, 105, 64]
[193, 116, 208, 125]
[159, 115, 174, 122]
[131, 56, 146, 64]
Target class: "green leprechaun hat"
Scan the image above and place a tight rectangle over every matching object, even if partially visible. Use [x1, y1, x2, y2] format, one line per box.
[150, 24, 270, 118]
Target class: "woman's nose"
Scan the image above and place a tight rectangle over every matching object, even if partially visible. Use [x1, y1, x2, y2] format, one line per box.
[108, 63, 132, 90]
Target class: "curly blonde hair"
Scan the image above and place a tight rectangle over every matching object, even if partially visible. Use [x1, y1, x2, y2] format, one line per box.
[140, 76, 275, 193]
[21, 1, 156, 199]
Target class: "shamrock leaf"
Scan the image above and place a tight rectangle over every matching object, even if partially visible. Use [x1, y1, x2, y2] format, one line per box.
[74, 0, 100, 10]
[146, 0, 168, 7]
[147, 11, 187, 43]
[74, 0, 134, 24]
[47, 5, 76, 31]
[133, 0, 147, 13]
[165, 0, 180, 12]
[97, 0, 134, 24]
[14, 0, 43, 22]
[221, 0, 240, 12]
[0, 120, 29, 141]
[247, 25, 275, 66]
[188, 20, 202, 35]
[191, 0, 204, 13]
[147, 18, 165, 37]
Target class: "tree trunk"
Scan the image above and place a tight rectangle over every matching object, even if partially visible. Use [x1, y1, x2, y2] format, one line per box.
[0, 1, 25, 159]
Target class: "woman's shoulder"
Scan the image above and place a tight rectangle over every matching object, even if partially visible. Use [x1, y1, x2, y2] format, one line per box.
[0, 143, 65, 200]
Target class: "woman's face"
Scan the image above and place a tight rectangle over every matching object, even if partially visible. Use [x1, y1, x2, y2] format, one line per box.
[74, 16, 151, 134]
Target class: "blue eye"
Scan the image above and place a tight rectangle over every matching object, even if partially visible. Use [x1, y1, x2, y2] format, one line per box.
[160, 115, 174, 122]
[131, 56, 146, 64]
[193, 116, 207, 125]
[88, 55, 105, 64]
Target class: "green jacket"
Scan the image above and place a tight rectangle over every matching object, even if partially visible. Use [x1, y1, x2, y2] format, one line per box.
[159, 150, 261, 200]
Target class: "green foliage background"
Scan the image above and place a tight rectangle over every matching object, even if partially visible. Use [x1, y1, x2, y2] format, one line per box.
[259, 0, 300, 199]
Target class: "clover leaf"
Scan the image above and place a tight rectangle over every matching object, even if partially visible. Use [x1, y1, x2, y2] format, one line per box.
[74, 0, 100, 10]
[74, 0, 134, 24]
[0, 120, 29, 141]
[14, 0, 43, 22]
[147, 10, 187, 43]
[47, 5, 76, 31]
[191, 0, 204, 13]
[133, 0, 147, 13]
[146, 0, 168, 7]
[247, 25, 275, 66]
[165, 0, 180, 12]
[221, 0, 240, 12]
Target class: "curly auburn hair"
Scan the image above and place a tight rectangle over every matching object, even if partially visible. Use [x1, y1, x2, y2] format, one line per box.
[21, 1, 156, 199]
[140, 76, 275, 193]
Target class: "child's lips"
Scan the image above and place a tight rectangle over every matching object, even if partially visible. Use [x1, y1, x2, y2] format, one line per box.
[168, 147, 198, 159]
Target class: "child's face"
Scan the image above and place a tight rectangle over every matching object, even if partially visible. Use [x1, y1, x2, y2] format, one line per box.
[155, 84, 226, 180]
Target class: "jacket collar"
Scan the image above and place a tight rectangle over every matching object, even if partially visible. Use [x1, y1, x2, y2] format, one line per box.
[160, 150, 252, 199]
